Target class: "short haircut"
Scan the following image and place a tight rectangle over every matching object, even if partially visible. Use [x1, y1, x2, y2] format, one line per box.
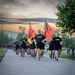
[38, 29, 41, 33]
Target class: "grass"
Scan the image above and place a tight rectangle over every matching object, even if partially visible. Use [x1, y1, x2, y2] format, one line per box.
[0, 49, 7, 56]
[60, 50, 75, 60]
[45, 50, 75, 60]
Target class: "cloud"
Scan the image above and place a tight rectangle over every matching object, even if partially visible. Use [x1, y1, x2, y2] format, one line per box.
[0, 0, 65, 19]
[0, 0, 16, 5]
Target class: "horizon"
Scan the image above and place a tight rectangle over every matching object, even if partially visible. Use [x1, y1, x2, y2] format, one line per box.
[0, 22, 57, 33]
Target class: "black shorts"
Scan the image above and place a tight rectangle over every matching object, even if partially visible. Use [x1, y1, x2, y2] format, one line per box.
[49, 46, 54, 51]
[26, 45, 30, 49]
[20, 43, 26, 49]
[15, 45, 19, 50]
[49, 43, 54, 51]
[15, 47, 19, 50]
[36, 42, 45, 50]
[54, 45, 60, 51]
[30, 43, 35, 49]
[59, 45, 62, 50]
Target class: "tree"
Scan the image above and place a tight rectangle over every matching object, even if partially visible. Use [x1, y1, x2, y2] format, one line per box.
[0, 31, 14, 44]
[9, 37, 15, 44]
[16, 26, 28, 40]
[62, 36, 75, 50]
[16, 31, 25, 40]
[56, 0, 75, 34]
[18, 26, 26, 32]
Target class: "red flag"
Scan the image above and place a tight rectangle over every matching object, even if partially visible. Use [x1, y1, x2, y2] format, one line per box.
[28, 24, 34, 44]
[44, 23, 52, 40]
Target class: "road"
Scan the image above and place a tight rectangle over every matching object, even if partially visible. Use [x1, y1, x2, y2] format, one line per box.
[0, 49, 75, 75]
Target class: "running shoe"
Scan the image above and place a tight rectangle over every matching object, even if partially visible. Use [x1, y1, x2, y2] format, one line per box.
[21, 54, 22, 57]
[56, 58, 58, 61]
[53, 55, 54, 59]
[50, 55, 52, 59]
[54, 56, 58, 61]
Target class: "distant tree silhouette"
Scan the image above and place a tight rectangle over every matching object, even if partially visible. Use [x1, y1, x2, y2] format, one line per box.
[0, 31, 14, 44]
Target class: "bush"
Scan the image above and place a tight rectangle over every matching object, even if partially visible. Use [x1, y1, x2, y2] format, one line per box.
[62, 36, 75, 50]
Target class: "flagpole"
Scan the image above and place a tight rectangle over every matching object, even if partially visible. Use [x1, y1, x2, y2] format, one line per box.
[43, 19, 46, 42]
[29, 21, 31, 26]
[44, 19, 47, 24]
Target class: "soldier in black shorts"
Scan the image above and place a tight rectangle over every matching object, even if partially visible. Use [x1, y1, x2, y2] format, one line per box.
[13, 40, 19, 55]
[26, 43, 31, 55]
[58, 41, 62, 57]
[52, 33, 62, 61]
[20, 35, 27, 57]
[30, 37, 36, 57]
[34, 30, 46, 61]
[49, 38, 54, 59]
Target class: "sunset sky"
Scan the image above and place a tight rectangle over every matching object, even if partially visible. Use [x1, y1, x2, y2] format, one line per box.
[0, 0, 65, 32]
[0, 23, 57, 33]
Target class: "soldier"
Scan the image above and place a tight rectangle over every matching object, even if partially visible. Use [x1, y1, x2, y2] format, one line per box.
[34, 30, 46, 61]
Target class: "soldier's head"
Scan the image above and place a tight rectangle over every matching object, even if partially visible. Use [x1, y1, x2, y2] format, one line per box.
[55, 33, 59, 37]
[38, 29, 41, 34]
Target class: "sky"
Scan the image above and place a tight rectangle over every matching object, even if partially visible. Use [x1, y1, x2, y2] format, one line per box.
[0, 23, 58, 33]
[0, 0, 65, 19]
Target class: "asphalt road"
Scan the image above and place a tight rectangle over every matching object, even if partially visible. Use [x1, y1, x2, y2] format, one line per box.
[0, 49, 75, 75]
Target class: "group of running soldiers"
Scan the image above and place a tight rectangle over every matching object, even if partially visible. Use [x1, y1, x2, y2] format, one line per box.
[13, 29, 62, 61]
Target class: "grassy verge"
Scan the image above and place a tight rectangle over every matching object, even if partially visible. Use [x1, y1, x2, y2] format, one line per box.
[45, 50, 75, 60]
[0, 49, 7, 56]
[60, 50, 75, 60]
[0, 48, 7, 62]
